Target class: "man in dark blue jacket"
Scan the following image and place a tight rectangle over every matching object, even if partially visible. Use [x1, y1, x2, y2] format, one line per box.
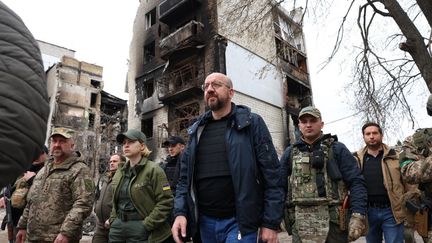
[171, 72, 285, 243]
[280, 106, 368, 243]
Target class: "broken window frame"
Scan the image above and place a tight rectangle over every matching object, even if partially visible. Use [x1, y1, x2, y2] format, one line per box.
[144, 41, 156, 64]
[88, 112, 95, 129]
[142, 118, 154, 138]
[90, 93, 98, 108]
[90, 79, 101, 89]
[143, 79, 155, 99]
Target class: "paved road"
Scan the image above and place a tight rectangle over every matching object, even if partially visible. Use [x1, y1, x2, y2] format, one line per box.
[0, 209, 423, 242]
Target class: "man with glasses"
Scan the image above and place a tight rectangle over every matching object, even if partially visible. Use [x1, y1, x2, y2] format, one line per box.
[172, 72, 284, 243]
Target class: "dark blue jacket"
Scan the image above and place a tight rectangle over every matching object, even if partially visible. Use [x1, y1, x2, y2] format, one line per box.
[280, 134, 367, 215]
[174, 104, 285, 236]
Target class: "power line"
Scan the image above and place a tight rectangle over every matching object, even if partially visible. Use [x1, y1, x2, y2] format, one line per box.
[325, 112, 361, 125]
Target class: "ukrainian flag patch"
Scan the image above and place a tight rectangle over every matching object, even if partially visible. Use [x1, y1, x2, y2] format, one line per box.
[162, 183, 171, 191]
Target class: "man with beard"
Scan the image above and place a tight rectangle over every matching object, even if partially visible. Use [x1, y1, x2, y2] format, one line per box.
[171, 72, 284, 243]
[353, 122, 406, 242]
[15, 127, 94, 243]
[92, 153, 125, 243]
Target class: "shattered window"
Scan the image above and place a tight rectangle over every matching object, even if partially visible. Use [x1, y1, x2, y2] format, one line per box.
[277, 15, 304, 52]
[88, 113, 95, 129]
[90, 93, 97, 108]
[144, 79, 154, 99]
[142, 118, 153, 138]
[144, 41, 155, 64]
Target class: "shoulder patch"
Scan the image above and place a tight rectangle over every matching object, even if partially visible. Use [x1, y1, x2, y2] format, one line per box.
[162, 183, 171, 191]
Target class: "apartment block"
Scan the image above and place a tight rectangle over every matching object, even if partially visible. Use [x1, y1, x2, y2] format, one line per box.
[45, 54, 127, 176]
[126, 0, 312, 159]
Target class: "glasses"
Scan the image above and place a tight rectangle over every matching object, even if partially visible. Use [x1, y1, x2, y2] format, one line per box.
[201, 81, 231, 91]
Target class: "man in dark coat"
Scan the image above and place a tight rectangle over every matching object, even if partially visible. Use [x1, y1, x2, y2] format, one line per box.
[0, 1, 49, 187]
[92, 153, 125, 243]
[171, 72, 284, 243]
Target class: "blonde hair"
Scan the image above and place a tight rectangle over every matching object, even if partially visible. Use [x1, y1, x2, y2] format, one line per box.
[140, 143, 152, 157]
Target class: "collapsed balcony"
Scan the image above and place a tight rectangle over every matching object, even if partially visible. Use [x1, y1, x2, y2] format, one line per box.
[157, 63, 202, 102]
[159, 20, 204, 59]
[275, 37, 309, 86]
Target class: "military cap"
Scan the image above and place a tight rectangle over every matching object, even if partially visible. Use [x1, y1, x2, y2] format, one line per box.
[50, 127, 75, 139]
[299, 106, 321, 119]
[427, 94, 432, 116]
[116, 129, 146, 143]
[163, 136, 185, 147]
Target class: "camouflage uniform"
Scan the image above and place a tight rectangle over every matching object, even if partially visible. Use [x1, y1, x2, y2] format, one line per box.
[281, 134, 367, 243]
[17, 153, 94, 242]
[400, 131, 432, 242]
[400, 133, 432, 184]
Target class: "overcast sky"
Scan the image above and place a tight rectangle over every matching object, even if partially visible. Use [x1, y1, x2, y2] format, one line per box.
[2, 0, 429, 150]
[2, 0, 139, 100]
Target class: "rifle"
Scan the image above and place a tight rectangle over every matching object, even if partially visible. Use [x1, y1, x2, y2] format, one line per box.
[1, 185, 14, 243]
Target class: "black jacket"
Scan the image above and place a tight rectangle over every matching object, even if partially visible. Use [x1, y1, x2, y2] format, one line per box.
[0, 2, 49, 187]
[280, 134, 367, 215]
[174, 104, 285, 236]
[162, 154, 181, 193]
[94, 174, 113, 225]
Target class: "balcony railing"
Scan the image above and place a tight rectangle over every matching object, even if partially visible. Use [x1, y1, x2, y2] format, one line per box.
[275, 37, 309, 84]
[157, 63, 202, 101]
[159, 21, 204, 59]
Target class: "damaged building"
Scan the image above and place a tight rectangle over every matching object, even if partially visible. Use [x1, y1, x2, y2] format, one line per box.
[43, 46, 128, 176]
[126, 0, 312, 159]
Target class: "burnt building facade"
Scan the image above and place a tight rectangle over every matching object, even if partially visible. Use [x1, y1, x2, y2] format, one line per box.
[46, 55, 127, 176]
[126, 0, 312, 159]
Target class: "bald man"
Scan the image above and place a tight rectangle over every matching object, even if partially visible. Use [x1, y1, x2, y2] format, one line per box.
[172, 73, 285, 243]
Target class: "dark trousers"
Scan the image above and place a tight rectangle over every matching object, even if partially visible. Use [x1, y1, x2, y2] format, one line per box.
[109, 218, 148, 243]
[325, 221, 348, 243]
[92, 222, 109, 243]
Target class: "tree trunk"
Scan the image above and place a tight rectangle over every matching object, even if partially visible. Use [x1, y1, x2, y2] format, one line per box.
[383, 0, 432, 92]
[416, 0, 432, 29]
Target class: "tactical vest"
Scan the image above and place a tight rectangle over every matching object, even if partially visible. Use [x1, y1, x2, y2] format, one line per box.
[288, 137, 346, 206]
[413, 128, 432, 206]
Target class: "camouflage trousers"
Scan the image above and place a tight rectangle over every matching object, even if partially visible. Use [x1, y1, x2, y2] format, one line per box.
[291, 205, 348, 243]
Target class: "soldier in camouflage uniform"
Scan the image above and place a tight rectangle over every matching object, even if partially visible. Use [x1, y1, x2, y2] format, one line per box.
[400, 94, 432, 242]
[15, 127, 95, 243]
[280, 106, 368, 243]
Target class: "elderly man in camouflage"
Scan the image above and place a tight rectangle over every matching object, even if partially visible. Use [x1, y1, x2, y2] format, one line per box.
[280, 106, 368, 243]
[15, 127, 94, 243]
[400, 94, 432, 242]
